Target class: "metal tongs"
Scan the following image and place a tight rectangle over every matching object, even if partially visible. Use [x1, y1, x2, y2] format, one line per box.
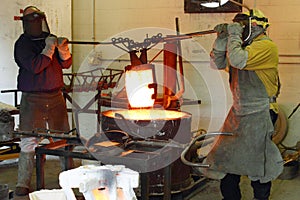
[181, 131, 233, 168]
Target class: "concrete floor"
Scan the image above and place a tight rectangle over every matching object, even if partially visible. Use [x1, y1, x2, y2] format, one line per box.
[0, 157, 83, 200]
[189, 174, 300, 200]
[0, 157, 299, 200]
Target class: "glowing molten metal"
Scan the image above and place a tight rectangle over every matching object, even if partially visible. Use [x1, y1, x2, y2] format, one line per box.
[125, 64, 155, 108]
[103, 109, 189, 121]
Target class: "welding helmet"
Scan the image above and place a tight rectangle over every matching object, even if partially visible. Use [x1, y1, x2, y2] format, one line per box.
[22, 6, 50, 37]
[233, 9, 269, 46]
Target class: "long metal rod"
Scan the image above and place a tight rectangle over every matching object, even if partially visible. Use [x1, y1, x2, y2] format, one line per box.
[175, 17, 185, 100]
[163, 29, 216, 41]
[181, 132, 233, 168]
[68, 29, 216, 45]
[68, 41, 112, 45]
[13, 129, 78, 139]
[228, 0, 251, 11]
[288, 103, 300, 119]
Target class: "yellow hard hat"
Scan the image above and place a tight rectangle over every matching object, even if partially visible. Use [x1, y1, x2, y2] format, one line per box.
[244, 9, 269, 29]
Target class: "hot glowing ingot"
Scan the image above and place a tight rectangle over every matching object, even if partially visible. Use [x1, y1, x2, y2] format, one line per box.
[125, 64, 156, 108]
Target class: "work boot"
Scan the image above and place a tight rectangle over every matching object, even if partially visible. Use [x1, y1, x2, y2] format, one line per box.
[251, 180, 271, 200]
[15, 151, 35, 196]
[220, 174, 242, 200]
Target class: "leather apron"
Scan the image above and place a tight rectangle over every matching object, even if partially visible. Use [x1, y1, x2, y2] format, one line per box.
[203, 67, 283, 183]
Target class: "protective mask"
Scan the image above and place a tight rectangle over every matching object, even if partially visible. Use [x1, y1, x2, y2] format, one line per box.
[242, 25, 265, 47]
[22, 11, 50, 37]
[233, 11, 267, 47]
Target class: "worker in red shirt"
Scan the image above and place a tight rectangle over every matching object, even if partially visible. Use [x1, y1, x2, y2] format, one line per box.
[14, 6, 72, 196]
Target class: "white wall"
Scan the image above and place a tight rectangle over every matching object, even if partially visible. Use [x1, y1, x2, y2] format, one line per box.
[0, 0, 71, 105]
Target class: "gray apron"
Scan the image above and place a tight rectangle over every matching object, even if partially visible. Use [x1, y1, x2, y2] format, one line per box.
[204, 67, 283, 183]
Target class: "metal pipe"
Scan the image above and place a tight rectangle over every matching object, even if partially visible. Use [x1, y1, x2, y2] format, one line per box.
[163, 41, 178, 109]
[68, 40, 112, 45]
[228, 0, 250, 11]
[67, 29, 216, 46]
[175, 17, 185, 103]
[181, 132, 233, 168]
[279, 54, 300, 57]
[163, 29, 216, 42]
[13, 129, 78, 139]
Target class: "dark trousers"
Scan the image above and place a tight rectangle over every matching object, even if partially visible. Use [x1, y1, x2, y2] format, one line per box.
[220, 173, 271, 200]
[220, 110, 277, 200]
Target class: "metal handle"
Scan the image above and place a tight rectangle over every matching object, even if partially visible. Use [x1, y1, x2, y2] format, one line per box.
[181, 132, 233, 168]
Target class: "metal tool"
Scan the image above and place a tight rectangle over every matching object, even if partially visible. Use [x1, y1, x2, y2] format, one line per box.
[288, 103, 300, 119]
[181, 132, 233, 168]
[12, 128, 78, 140]
[68, 29, 216, 49]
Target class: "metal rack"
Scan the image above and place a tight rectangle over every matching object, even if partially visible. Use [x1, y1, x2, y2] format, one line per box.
[62, 68, 124, 134]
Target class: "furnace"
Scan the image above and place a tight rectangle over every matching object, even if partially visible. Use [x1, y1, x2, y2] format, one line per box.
[81, 34, 195, 197]
[74, 27, 215, 197]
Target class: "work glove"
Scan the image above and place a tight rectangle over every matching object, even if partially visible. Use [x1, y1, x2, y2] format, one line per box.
[214, 23, 228, 39]
[57, 37, 71, 60]
[212, 23, 228, 52]
[227, 22, 243, 37]
[41, 36, 57, 59]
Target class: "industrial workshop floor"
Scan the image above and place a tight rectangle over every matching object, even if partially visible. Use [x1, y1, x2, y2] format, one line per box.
[0, 157, 300, 200]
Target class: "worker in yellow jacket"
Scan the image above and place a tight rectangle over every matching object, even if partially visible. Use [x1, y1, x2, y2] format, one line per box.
[205, 9, 283, 200]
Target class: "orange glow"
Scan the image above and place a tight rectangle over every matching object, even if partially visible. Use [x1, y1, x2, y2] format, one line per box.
[125, 68, 155, 108]
[91, 188, 127, 199]
[92, 188, 109, 200]
[103, 109, 190, 121]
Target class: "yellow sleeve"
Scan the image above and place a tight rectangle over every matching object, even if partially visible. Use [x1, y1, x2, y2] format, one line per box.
[244, 35, 280, 113]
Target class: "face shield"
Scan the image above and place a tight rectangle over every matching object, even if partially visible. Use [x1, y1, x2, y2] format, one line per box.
[233, 9, 268, 46]
[232, 13, 251, 41]
[22, 9, 50, 37]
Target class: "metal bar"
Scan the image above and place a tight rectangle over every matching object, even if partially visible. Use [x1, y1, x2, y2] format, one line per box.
[36, 153, 44, 190]
[0, 153, 19, 160]
[140, 173, 149, 200]
[288, 103, 300, 119]
[35, 147, 96, 160]
[163, 164, 172, 200]
[68, 41, 111, 45]
[1, 89, 19, 93]
[163, 29, 216, 42]
[279, 62, 300, 65]
[180, 132, 233, 168]
[228, 0, 251, 11]
[35, 143, 96, 190]
[13, 131, 78, 139]
[131, 140, 185, 149]
[176, 17, 185, 94]
[182, 99, 201, 105]
[279, 54, 300, 57]
[68, 29, 216, 46]
[1, 89, 20, 108]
